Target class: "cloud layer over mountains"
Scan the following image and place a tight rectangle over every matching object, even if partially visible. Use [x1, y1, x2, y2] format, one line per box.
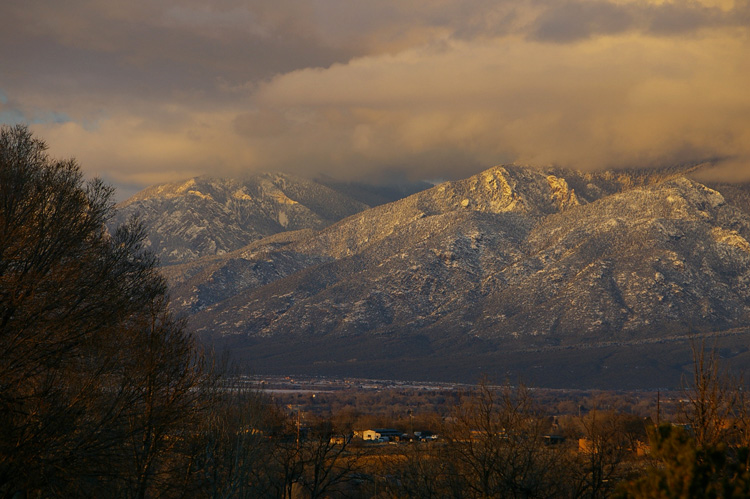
[2, 0, 749, 196]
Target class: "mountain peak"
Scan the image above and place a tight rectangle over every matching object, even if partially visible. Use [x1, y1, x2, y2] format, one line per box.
[113, 173, 375, 265]
[154, 166, 750, 387]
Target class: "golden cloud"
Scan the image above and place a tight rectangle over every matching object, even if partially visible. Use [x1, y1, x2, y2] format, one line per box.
[7, 0, 749, 196]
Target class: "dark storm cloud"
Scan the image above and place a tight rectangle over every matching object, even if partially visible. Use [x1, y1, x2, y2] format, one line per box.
[1, 0, 748, 195]
[0, 0, 354, 103]
[529, 0, 750, 42]
[531, 2, 635, 42]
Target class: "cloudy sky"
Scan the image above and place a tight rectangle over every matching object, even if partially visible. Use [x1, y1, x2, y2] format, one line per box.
[1, 0, 749, 199]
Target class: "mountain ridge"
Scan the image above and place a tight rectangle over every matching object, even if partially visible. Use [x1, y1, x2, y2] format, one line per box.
[113, 173, 374, 265]
[122, 164, 750, 388]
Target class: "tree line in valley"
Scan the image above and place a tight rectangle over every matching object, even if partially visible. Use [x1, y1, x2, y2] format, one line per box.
[2, 124, 750, 498]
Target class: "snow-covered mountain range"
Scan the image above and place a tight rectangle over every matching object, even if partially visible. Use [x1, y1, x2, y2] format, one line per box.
[119, 166, 750, 388]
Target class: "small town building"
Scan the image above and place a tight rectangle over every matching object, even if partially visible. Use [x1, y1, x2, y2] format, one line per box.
[362, 428, 402, 442]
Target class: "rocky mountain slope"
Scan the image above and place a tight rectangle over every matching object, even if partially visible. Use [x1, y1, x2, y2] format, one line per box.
[113, 173, 380, 265]
[152, 165, 750, 388]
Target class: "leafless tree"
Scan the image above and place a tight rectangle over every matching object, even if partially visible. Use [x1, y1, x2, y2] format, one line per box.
[619, 341, 750, 498]
[569, 409, 644, 499]
[380, 437, 462, 499]
[680, 339, 737, 449]
[190, 383, 283, 498]
[441, 379, 564, 498]
[0, 125, 209, 498]
[265, 416, 364, 499]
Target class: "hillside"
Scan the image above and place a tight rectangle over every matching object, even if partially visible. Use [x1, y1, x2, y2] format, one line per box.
[113, 173, 373, 265]
[151, 165, 750, 388]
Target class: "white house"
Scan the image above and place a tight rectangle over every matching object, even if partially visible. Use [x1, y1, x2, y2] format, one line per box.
[362, 428, 402, 442]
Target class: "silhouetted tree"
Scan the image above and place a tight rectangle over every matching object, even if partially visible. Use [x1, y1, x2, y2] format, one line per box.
[0, 124, 208, 497]
[441, 380, 565, 498]
[680, 339, 736, 449]
[618, 424, 750, 498]
[618, 341, 750, 498]
[191, 386, 283, 498]
[570, 410, 645, 498]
